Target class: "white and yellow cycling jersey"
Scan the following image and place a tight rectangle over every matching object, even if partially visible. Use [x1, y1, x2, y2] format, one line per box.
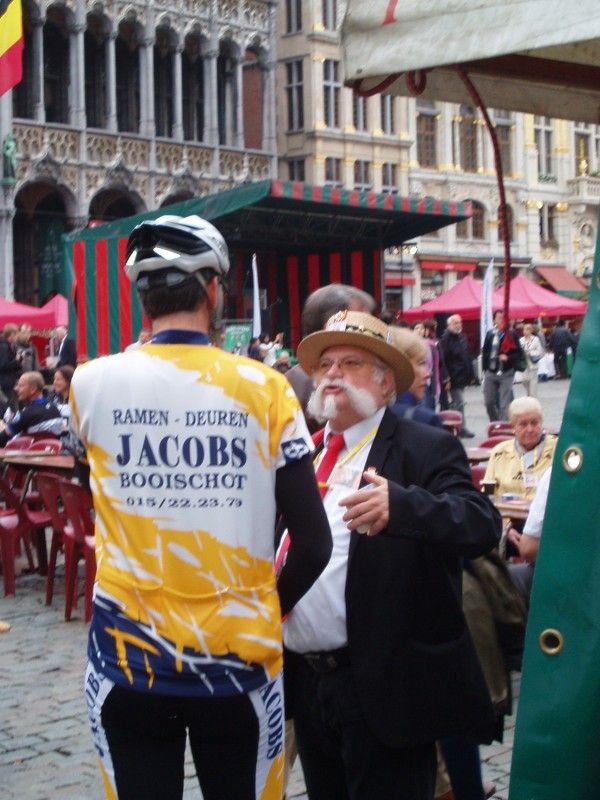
[71, 339, 312, 698]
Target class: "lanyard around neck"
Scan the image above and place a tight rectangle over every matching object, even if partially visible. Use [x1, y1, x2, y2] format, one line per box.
[315, 425, 378, 490]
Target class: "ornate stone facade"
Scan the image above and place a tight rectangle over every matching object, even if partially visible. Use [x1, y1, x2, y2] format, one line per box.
[0, 0, 276, 303]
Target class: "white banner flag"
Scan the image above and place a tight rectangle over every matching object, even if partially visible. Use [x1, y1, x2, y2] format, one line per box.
[480, 259, 494, 348]
[251, 254, 261, 339]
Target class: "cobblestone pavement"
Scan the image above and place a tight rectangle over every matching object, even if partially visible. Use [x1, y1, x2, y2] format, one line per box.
[0, 378, 570, 799]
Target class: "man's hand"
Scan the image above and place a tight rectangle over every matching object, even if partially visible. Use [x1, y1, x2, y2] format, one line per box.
[339, 471, 389, 537]
[506, 525, 522, 549]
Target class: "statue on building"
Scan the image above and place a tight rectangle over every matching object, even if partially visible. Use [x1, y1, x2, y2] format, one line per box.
[2, 133, 17, 183]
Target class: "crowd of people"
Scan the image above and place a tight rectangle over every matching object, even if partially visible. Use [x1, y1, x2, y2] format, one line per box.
[0, 213, 573, 800]
[0, 322, 76, 445]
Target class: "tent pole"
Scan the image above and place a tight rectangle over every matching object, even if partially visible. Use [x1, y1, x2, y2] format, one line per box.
[455, 66, 511, 330]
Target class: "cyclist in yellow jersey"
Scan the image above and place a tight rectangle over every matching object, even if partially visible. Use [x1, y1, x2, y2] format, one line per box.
[70, 215, 332, 800]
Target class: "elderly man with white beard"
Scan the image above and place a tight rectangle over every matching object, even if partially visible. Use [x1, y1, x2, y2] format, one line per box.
[281, 311, 501, 800]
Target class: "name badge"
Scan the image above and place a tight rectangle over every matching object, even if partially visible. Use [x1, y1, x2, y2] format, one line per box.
[329, 464, 363, 490]
[523, 470, 538, 489]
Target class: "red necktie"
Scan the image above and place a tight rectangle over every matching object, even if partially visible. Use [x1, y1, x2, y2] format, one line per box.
[275, 433, 345, 575]
[315, 433, 346, 498]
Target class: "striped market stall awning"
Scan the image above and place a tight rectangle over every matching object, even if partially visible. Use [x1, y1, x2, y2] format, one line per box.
[63, 180, 470, 358]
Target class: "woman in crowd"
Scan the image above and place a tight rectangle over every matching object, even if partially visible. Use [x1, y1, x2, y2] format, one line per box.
[519, 323, 545, 398]
[483, 396, 556, 501]
[390, 327, 443, 427]
[483, 396, 556, 557]
[50, 365, 74, 423]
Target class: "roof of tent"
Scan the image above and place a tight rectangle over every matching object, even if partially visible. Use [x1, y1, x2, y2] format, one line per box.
[402, 275, 488, 322]
[491, 275, 588, 317]
[0, 297, 57, 330]
[403, 274, 588, 322]
[340, 1, 600, 123]
[40, 294, 68, 328]
[65, 180, 471, 252]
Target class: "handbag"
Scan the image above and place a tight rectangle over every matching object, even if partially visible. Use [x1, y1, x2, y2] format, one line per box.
[530, 353, 542, 364]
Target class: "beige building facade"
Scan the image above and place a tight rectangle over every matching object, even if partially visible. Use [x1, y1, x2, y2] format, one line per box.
[276, 0, 597, 314]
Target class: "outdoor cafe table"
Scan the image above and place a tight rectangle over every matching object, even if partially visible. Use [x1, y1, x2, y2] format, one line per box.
[493, 497, 531, 523]
[465, 447, 493, 464]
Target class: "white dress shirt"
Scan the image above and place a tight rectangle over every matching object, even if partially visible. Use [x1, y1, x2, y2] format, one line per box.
[283, 408, 385, 653]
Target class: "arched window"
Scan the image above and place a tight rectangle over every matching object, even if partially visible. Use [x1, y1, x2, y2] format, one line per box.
[498, 204, 513, 243]
[182, 35, 204, 142]
[154, 28, 175, 138]
[456, 200, 486, 240]
[116, 23, 140, 133]
[472, 201, 485, 239]
[416, 99, 437, 167]
[44, 11, 70, 124]
[460, 105, 478, 173]
[85, 18, 108, 128]
[218, 42, 238, 146]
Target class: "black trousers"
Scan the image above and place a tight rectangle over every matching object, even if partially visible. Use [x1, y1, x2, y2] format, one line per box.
[100, 683, 273, 800]
[288, 654, 436, 800]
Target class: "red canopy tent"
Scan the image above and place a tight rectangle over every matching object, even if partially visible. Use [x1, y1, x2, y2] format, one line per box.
[402, 275, 531, 322]
[404, 274, 588, 323]
[492, 275, 587, 318]
[402, 275, 484, 322]
[0, 297, 57, 330]
[40, 294, 69, 328]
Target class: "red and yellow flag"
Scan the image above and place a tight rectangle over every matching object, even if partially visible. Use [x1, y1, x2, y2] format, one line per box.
[0, 0, 23, 96]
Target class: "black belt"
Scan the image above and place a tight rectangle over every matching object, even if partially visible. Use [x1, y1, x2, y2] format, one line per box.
[302, 647, 350, 674]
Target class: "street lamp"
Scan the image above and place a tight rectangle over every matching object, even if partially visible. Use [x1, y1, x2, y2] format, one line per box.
[431, 273, 444, 296]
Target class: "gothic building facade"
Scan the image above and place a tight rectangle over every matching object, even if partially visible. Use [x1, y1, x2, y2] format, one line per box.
[0, 0, 276, 304]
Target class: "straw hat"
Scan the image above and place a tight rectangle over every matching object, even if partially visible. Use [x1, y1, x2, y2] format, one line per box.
[297, 311, 414, 392]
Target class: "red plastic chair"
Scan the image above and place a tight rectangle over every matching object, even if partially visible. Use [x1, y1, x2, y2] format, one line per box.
[59, 481, 96, 623]
[34, 472, 70, 606]
[479, 435, 513, 449]
[4, 436, 34, 451]
[0, 476, 41, 596]
[470, 464, 487, 490]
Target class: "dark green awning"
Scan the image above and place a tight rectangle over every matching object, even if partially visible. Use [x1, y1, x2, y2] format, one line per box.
[65, 179, 470, 252]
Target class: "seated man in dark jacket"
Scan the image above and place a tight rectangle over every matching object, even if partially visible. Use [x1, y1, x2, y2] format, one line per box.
[0, 371, 64, 445]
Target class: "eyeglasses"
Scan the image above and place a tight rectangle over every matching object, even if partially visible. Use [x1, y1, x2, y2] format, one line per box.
[314, 356, 386, 377]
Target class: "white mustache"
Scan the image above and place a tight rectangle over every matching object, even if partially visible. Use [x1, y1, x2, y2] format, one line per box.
[307, 378, 378, 423]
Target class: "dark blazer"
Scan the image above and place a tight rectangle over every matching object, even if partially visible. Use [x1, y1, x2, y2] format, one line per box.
[286, 409, 501, 749]
[57, 336, 77, 368]
[481, 327, 523, 373]
[0, 339, 21, 392]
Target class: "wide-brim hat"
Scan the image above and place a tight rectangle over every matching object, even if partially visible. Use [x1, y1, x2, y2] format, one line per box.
[297, 310, 414, 393]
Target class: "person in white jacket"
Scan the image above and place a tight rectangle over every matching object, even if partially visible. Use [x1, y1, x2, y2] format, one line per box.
[519, 323, 545, 397]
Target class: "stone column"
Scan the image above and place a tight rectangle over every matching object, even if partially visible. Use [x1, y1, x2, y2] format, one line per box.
[234, 55, 244, 148]
[33, 17, 45, 122]
[139, 35, 155, 138]
[71, 21, 86, 129]
[452, 109, 462, 169]
[262, 59, 276, 155]
[172, 44, 184, 141]
[439, 102, 454, 172]
[204, 48, 219, 146]
[105, 29, 118, 132]
[0, 93, 16, 298]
